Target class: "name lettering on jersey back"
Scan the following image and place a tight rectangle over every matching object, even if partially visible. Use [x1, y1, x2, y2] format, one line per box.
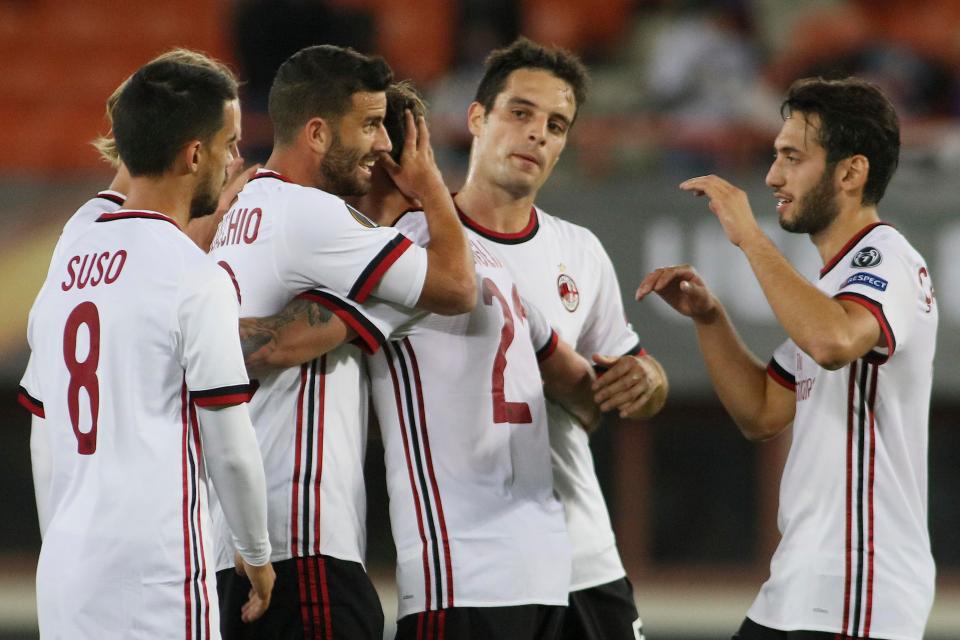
[795, 352, 816, 401]
[470, 239, 504, 269]
[210, 207, 262, 249]
[61, 250, 127, 291]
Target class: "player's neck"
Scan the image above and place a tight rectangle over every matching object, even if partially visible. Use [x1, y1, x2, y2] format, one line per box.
[811, 203, 881, 266]
[454, 182, 536, 234]
[122, 176, 193, 229]
[264, 145, 318, 189]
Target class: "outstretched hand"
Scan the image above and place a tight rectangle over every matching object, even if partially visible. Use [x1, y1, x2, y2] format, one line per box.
[636, 265, 718, 322]
[680, 175, 762, 248]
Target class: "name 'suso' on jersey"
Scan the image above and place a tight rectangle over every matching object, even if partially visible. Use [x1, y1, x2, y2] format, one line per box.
[208, 168, 429, 570]
[458, 204, 644, 591]
[365, 210, 571, 620]
[19, 209, 257, 640]
[756, 223, 937, 640]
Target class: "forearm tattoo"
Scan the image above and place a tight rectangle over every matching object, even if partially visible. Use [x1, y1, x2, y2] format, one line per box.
[239, 299, 335, 362]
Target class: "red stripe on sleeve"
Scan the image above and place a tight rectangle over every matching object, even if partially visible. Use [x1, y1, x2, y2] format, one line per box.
[766, 362, 796, 391]
[192, 391, 252, 408]
[353, 236, 413, 303]
[299, 293, 381, 354]
[835, 293, 895, 362]
[17, 389, 45, 418]
[536, 331, 560, 362]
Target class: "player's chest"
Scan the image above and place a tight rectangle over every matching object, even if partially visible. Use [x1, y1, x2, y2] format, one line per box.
[498, 243, 597, 341]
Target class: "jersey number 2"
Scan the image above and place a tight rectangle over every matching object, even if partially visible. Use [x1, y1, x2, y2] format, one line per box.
[482, 278, 532, 424]
[63, 301, 100, 455]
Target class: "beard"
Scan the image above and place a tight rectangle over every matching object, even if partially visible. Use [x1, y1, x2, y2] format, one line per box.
[319, 133, 374, 197]
[779, 165, 840, 235]
[189, 172, 222, 220]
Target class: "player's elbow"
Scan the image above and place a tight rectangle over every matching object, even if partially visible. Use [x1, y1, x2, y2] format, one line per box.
[427, 277, 477, 315]
[737, 415, 790, 442]
[806, 336, 857, 371]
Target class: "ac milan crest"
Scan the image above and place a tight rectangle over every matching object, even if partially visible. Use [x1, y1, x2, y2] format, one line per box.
[557, 273, 579, 312]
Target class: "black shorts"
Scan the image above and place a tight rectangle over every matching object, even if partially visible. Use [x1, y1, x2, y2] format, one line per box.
[561, 577, 643, 640]
[395, 604, 565, 640]
[216, 554, 383, 640]
[733, 617, 839, 640]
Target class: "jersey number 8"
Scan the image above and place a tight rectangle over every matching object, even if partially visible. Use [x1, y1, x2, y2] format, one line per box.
[63, 301, 100, 455]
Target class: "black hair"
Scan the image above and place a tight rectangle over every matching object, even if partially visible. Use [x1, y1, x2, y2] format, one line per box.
[269, 45, 393, 144]
[782, 77, 900, 205]
[112, 58, 237, 176]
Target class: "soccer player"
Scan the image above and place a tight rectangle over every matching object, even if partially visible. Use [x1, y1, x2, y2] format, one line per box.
[208, 46, 474, 640]
[637, 77, 936, 640]
[234, 78, 605, 639]
[445, 39, 667, 640]
[18, 57, 274, 638]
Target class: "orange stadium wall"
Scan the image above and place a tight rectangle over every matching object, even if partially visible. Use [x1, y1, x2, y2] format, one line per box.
[0, 0, 233, 174]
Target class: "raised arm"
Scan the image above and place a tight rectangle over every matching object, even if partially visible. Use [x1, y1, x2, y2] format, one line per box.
[637, 265, 795, 441]
[679, 175, 881, 369]
[381, 111, 475, 314]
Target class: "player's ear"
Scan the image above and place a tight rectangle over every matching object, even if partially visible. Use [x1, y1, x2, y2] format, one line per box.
[467, 102, 487, 137]
[304, 117, 332, 155]
[182, 140, 203, 176]
[838, 154, 869, 195]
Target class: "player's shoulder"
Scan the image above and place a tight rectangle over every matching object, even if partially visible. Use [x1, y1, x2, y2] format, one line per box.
[853, 222, 924, 267]
[535, 206, 603, 245]
[242, 170, 344, 211]
[59, 191, 125, 241]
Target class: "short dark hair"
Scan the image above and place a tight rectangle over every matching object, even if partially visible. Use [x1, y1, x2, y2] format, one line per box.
[781, 77, 900, 205]
[269, 45, 393, 145]
[474, 37, 589, 121]
[94, 48, 238, 168]
[384, 80, 427, 163]
[112, 58, 238, 176]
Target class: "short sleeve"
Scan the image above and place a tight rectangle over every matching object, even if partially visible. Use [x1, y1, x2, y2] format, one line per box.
[18, 354, 45, 418]
[767, 339, 797, 391]
[576, 234, 644, 368]
[832, 239, 918, 362]
[522, 297, 559, 362]
[281, 194, 426, 305]
[296, 287, 425, 354]
[178, 266, 253, 407]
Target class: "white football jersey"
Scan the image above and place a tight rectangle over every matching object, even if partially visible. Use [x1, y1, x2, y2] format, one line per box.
[19, 209, 252, 640]
[365, 211, 571, 619]
[749, 223, 937, 640]
[207, 169, 426, 569]
[457, 205, 641, 590]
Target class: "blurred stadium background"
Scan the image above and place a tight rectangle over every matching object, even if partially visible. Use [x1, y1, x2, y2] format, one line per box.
[1, 0, 959, 638]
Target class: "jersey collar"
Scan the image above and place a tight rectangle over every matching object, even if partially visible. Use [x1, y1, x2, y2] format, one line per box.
[250, 168, 294, 183]
[96, 209, 181, 230]
[96, 190, 126, 206]
[454, 200, 539, 244]
[819, 222, 892, 279]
